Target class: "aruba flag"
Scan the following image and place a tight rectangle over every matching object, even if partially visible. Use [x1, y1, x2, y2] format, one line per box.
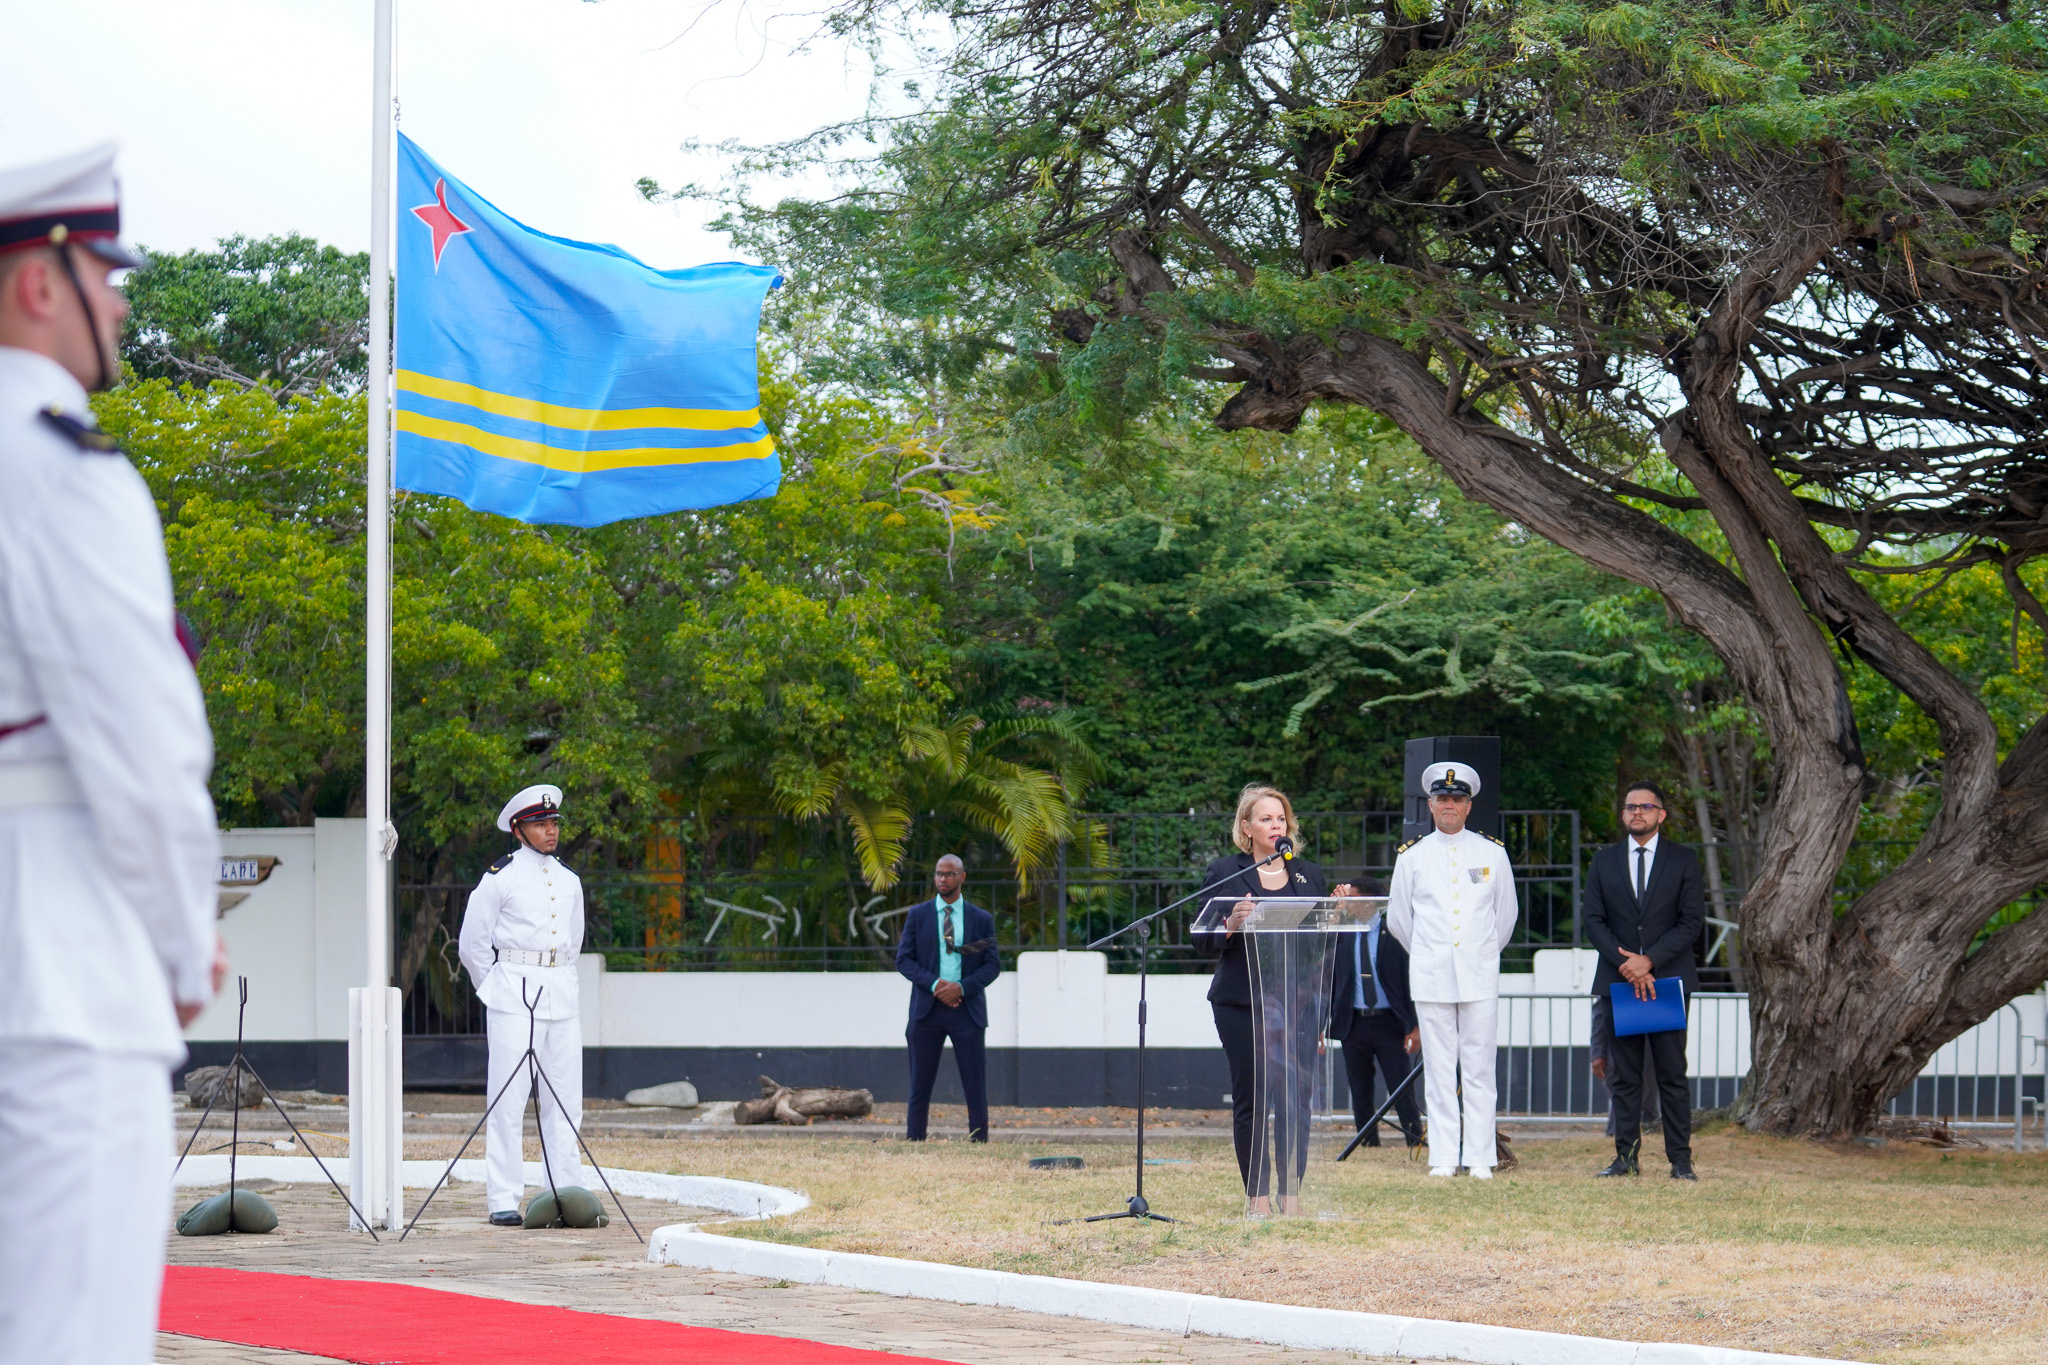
[394, 134, 782, 527]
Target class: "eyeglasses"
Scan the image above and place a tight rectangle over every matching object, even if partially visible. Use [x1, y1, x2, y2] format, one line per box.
[1621, 803, 1664, 813]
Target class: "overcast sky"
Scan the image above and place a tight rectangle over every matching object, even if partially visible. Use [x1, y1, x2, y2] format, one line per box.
[2, 0, 894, 269]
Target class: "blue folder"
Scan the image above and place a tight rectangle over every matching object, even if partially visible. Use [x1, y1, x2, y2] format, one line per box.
[1610, 979, 1686, 1036]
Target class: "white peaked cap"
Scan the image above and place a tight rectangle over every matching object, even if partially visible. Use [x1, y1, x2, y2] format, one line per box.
[1420, 761, 1481, 798]
[497, 783, 564, 832]
[0, 143, 143, 267]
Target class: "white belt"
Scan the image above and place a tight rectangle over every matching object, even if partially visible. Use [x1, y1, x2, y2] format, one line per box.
[495, 947, 567, 967]
[0, 760, 85, 810]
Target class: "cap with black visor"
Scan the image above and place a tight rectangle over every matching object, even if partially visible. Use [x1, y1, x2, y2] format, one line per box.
[0, 145, 145, 393]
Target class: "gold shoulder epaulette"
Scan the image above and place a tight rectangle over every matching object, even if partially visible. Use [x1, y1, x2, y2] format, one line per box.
[1395, 837, 1419, 854]
[487, 853, 514, 874]
[1481, 831, 1506, 847]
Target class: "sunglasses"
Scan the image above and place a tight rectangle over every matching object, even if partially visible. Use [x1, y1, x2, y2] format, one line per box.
[1621, 803, 1664, 814]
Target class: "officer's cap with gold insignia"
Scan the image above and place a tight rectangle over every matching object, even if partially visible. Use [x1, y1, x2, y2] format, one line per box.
[1421, 761, 1481, 799]
[0, 144, 144, 269]
[497, 783, 564, 832]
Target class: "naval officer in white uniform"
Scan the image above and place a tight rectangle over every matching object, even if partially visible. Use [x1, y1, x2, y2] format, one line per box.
[1385, 762, 1518, 1178]
[0, 146, 226, 1364]
[458, 784, 587, 1223]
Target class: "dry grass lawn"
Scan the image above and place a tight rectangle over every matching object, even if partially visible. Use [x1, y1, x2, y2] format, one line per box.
[554, 1121, 2048, 1365]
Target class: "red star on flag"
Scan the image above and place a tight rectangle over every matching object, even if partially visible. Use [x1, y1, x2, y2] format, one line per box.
[411, 177, 472, 270]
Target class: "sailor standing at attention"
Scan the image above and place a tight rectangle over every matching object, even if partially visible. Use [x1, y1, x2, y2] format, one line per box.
[1385, 763, 1518, 1178]
[0, 146, 228, 1364]
[458, 784, 586, 1225]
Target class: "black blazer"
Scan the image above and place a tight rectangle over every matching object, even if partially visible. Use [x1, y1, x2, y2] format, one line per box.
[1192, 851, 1328, 1007]
[1582, 837, 1705, 998]
[1328, 924, 1416, 1035]
[896, 898, 1002, 1028]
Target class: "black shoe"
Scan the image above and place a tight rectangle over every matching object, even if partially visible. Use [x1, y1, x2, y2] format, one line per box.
[1362, 1136, 1382, 1148]
[1594, 1157, 1639, 1177]
[489, 1210, 524, 1226]
[1670, 1161, 1697, 1181]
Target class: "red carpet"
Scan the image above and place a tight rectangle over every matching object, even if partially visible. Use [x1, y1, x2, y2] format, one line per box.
[162, 1265, 956, 1364]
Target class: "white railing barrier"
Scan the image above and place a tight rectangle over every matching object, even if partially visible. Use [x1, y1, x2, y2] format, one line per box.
[1330, 993, 2042, 1144]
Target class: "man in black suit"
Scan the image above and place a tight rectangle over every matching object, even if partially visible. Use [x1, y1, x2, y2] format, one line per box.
[1329, 905, 1422, 1149]
[896, 854, 1002, 1142]
[1582, 781, 1705, 1180]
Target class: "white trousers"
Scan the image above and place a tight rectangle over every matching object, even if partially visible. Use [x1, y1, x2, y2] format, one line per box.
[0, 1042, 171, 1365]
[1416, 998, 1499, 1170]
[484, 1007, 582, 1214]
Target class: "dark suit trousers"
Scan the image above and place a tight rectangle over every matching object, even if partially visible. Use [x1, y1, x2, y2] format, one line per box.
[1340, 1011, 1422, 1145]
[1591, 994, 1659, 1136]
[905, 1002, 988, 1142]
[1610, 1024, 1690, 1164]
[1212, 1002, 1266, 1194]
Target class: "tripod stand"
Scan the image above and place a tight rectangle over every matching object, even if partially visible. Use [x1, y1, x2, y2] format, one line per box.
[173, 977, 378, 1237]
[401, 981, 641, 1243]
[1334, 1058, 1425, 1162]
[1055, 850, 1288, 1226]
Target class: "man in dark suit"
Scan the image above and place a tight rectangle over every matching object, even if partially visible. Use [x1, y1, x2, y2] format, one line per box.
[1583, 781, 1705, 1180]
[1329, 906, 1422, 1149]
[896, 854, 1002, 1142]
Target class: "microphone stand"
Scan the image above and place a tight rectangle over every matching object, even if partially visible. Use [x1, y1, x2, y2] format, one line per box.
[1055, 848, 1288, 1226]
[1334, 1058, 1425, 1161]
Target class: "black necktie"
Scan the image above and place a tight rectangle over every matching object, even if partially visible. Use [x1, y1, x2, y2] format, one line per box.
[1636, 845, 1647, 900]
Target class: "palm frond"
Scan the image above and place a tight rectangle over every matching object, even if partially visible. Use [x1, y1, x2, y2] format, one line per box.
[842, 794, 915, 890]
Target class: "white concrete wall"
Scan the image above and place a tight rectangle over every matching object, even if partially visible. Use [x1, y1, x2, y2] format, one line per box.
[589, 951, 1225, 1050]
[589, 949, 1551, 1052]
[186, 818, 373, 1042]
[589, 947, 2045, 1087]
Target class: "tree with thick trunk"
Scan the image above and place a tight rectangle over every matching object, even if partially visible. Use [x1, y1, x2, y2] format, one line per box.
[720, 0, 2048, 1133]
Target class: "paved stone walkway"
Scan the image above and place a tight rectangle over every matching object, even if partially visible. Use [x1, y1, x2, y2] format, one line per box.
[160, 1180, 1393, 1364]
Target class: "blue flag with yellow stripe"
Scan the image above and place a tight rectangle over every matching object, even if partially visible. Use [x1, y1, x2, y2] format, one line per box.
[394, 134, 781, 527]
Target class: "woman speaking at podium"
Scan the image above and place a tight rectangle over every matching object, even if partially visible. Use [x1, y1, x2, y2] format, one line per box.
[1195, 785, 1356, 1214]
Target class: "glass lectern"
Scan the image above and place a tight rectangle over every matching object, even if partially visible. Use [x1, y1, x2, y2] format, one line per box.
[1193, 895, 1384, 1215]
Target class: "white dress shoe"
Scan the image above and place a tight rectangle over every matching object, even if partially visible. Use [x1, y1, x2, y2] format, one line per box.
[1469, 1165, 1494, 1180]
[1429, 1166, 1456, 1177]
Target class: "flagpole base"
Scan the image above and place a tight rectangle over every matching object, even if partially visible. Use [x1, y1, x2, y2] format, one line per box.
[348, 986, 404, 1231]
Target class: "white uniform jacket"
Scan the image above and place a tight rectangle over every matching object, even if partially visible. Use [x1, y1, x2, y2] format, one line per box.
[1384, 827, 1518, 1004]
[0, 348, 219, 1062]
[458, 845, 584, 1020]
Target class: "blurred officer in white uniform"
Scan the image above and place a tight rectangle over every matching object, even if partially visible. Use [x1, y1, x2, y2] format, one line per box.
[0, 146, 226, 1364]
[1385, 762, 1517, 1179]
[458, 784, 586, 1223]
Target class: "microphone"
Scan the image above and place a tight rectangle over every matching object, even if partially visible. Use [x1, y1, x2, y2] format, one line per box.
[1274, 835, 1296, 862]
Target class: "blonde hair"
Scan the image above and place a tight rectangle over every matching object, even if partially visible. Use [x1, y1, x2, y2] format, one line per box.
[1231, 784, 1300, 852]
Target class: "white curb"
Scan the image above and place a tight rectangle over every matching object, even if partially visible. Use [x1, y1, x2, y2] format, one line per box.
[645, 1230, 1869, 1365]
[173, 1156, 809, 1222]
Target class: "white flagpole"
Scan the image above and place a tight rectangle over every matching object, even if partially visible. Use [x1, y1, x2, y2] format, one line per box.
[351, 0, 403, 1231]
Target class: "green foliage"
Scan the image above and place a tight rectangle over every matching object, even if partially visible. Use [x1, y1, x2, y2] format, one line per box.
[947, 408, 1638, 815]
[900, 710, 1102, 887]
[1850, 559, 2048, 840]
[123, 234, 369, 396]
[99, 381, 364, 826]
